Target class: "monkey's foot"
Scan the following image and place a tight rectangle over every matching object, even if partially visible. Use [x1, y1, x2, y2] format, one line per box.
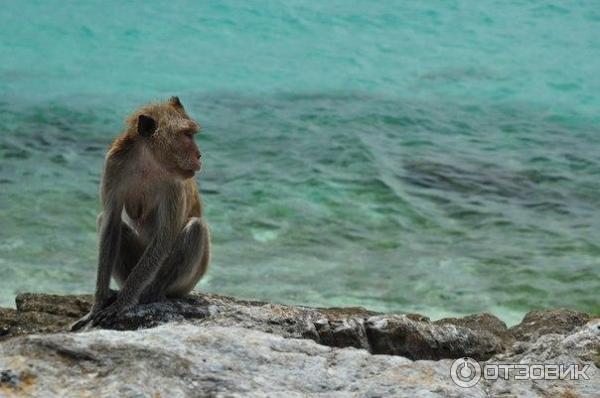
[91, 301, 133, 328]
[138, 292, 167, 305]
[70, 290, 119, 331]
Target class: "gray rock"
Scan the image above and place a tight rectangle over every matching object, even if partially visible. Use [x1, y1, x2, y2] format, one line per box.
[0, 293, 598, 397]
[0, 322, 482, 398]
[1, 293, 509, 360]
[485, 319, 600, 398]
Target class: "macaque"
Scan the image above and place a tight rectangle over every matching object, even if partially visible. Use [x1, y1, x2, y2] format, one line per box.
[72, 96, 210, 330]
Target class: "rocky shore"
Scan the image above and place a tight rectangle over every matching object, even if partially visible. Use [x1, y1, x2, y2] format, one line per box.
[0, 293, 598, 397]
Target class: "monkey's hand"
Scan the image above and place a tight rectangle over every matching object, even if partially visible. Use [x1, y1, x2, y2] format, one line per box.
[90, 296, 135, 328]
[70, 290, 118, 331]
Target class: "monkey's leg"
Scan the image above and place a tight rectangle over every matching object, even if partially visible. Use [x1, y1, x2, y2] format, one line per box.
[138, 217, 210, 304]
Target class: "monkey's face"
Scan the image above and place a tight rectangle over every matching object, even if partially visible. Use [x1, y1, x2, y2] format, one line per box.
[168, 121, 202, 178]
[137, 97, 202, 180]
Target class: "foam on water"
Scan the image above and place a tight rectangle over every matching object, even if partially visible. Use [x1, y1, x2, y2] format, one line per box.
[1, 1, 599, 324]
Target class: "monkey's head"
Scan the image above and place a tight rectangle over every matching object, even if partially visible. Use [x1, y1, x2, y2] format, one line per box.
[131, 97, 202, 179]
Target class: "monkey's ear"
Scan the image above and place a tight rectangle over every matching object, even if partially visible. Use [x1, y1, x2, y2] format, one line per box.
[137, 114, 157, 137]
[169, 96, 184, 109]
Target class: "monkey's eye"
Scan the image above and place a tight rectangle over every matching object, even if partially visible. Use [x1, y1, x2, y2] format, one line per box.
[183, 131, 194, 138]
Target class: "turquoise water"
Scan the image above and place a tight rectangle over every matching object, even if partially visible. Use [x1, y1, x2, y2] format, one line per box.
[1, 1, 599, 325]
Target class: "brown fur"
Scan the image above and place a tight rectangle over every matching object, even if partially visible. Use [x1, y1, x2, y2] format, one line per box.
[71, 97, 210, 330]
[109, 99, 200, 161]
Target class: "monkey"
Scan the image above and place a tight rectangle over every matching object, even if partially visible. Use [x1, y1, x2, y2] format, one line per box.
[71, 96, 210, 330]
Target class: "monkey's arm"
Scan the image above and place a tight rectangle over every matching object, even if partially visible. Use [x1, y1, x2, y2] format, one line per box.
[91, 187, 182, 327]
[71, 201, 123, 331]
[96, 205, 124, 302]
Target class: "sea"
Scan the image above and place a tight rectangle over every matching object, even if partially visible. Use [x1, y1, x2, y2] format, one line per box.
[1, 1, 599, 325]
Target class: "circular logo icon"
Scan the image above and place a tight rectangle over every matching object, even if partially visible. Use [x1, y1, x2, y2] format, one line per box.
[450, 357, 482, 388]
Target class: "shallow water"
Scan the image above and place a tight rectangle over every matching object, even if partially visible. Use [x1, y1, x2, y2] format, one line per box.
[1, 1, 599, 324]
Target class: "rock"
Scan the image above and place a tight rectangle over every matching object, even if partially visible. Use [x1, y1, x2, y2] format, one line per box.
[0, 307, 72, 338]
[313, 316, 370, 349]
[365, 314, 506, 360]
[15, 293, 91, 317]
[485, 319, 600, 398]
[0, 293, 509, 361]
[0, 320, 598, 397]
[509, 308, 591, 342]
[0, 293, 598, 397]
[435, 313, 513, 344]
[0, 323, 480, 398]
